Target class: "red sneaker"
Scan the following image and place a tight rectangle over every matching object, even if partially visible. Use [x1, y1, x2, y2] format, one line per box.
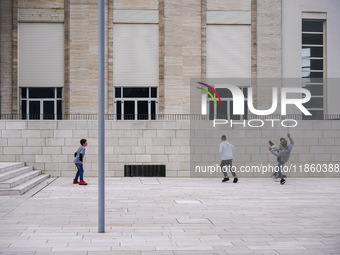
[73, 179, 79, 184]
[79, 180, 87, 185]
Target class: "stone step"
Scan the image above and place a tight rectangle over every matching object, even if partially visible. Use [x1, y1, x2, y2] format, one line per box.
[0, 162, 25, 174]
[0, 170, 42, 189]
[0, 174, 50, 196]
[0, 166, 34, 182]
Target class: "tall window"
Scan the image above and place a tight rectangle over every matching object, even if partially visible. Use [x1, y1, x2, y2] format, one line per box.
[18, 22, 64, 120]
[208, 87, 248, 120]
[302, 20, 325, 119]
[115, 87, 157, 120]
[21, 88, 62, 120]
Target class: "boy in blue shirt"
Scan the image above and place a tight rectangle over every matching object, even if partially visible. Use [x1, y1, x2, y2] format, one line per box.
[73, 139, 88, 185]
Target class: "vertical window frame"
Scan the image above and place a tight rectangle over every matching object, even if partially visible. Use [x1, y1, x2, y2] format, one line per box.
[302, 19, 326, 119]
[114, 87, 158, 120]
[20, 87, 63, 120]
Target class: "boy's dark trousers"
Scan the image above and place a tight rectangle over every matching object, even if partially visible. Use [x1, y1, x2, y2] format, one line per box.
[276, 160, 284, 179]
[220, 160, 236, 177]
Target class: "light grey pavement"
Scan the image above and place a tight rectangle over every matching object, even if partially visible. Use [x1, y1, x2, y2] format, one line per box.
[0, 177, 340, 255]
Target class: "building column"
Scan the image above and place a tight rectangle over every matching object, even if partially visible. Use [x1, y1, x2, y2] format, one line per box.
[0, 0, 13, 115]
[158, 0, 165, 114]
[64, 0, 70, 115]
[256, 0, 282, 110]
[251, 0, 258, 108]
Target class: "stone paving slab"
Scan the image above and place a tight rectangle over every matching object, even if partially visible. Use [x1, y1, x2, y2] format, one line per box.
[0, 177, 340, 254]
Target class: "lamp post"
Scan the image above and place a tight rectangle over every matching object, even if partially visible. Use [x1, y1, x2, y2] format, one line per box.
[98, 0, 105, 233]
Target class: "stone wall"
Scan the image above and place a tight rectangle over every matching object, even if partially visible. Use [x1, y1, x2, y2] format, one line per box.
[0, 120, 339, 178]
[0, 120, 190, 178]
[191, 120, 340, 178]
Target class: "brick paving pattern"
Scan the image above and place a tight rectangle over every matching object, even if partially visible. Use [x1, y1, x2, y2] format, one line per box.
[0, 177, 339, 254]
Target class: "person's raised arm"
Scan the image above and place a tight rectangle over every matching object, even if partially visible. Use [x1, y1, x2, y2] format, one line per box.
[287, 133, 294, 146]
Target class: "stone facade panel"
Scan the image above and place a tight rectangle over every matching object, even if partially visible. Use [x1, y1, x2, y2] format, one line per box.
[113, 0, 158, 9]
[23, 147, 42, 155]
[7, 138, 27, 147]
[2, 130, 21, 138]
[207, 0, 251, 11]
[4, 147, 23, 155]
[22, 130, 42, 138]
[6, 122, 26, 130]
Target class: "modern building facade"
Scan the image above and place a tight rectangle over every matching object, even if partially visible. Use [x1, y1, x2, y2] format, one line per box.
[0, 0, 340, 178]
[1, 0, 340, 119]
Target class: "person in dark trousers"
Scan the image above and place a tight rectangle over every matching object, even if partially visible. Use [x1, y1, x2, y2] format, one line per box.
[219, 135, 238, 183]
[269, 133, 294, 185]
[270, 137, 287, 179]
[73, 139, 88, 185]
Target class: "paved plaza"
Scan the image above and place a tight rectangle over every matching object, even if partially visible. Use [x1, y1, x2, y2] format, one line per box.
[0, 177, 340, 255]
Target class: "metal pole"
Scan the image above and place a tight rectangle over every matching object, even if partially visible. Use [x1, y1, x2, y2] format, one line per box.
[98, 0, 105, 233]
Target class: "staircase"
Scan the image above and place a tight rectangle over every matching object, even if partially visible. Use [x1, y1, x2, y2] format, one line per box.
[0, 162, 50, 195]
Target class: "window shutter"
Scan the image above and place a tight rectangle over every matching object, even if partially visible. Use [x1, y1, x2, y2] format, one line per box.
[113, 24, 159, 86]
[18, 23, 64, 87]
[207, 25, 251, 78]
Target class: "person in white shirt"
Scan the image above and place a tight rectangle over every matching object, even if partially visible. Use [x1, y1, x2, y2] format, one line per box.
[219, 135, 238, 183]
